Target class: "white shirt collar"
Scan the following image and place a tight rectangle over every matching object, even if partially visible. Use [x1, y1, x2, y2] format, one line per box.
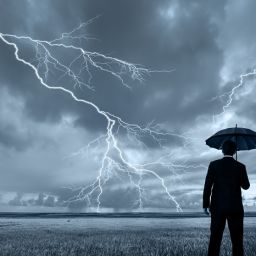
[223, 155, 233, 158]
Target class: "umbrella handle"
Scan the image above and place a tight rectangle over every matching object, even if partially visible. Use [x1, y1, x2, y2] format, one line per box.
[235, 124, 237, 161]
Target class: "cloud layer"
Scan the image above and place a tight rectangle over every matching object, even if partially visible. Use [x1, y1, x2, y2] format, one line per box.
[0, 0, 255, 212]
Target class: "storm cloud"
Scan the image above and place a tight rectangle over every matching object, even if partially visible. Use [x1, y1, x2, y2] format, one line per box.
[0, 0, 255, 212]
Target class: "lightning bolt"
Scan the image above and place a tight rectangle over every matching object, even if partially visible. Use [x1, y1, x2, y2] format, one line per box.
[0, 20, 202, 212]
[212, 69, 256, 120]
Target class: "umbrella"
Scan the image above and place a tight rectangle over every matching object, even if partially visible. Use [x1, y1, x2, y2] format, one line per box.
[205, 124, 256, 160]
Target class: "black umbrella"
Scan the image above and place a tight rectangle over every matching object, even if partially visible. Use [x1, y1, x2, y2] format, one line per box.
[205, 124, 256, 160]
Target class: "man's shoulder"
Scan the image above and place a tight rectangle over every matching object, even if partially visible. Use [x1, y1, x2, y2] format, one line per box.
[235, 160, 246, 168]
[208, 159, 222, 171]
[209, 158, 223, 165]
[210, 158, 246, 168]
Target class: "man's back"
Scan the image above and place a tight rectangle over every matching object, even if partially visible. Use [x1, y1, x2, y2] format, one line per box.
[203, 140, 250, 256]
[203, 157, 250, 213]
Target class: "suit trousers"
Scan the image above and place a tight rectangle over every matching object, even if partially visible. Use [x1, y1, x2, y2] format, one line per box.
[208, 211, 244, 256]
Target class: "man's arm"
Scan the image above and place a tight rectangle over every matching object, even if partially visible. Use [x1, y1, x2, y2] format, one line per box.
[241, 164, 250, 190]
[203, 162, 214, 209]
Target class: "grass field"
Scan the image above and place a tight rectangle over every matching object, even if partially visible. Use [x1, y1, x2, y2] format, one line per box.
[0, 217, 255, 256]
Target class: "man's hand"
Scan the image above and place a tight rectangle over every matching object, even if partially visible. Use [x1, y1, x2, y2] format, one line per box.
[203, 208, 210, 216]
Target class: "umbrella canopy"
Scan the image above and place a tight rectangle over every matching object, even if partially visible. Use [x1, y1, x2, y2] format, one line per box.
[205, 125, 256, 160]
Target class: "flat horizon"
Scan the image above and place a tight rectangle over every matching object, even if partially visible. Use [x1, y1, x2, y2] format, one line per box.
[0, 211, 256, 218]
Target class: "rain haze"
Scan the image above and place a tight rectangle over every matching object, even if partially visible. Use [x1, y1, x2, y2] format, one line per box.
[0, 0, 255, 213]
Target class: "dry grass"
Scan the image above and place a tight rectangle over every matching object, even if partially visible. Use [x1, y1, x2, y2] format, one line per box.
[0, 226, 255, 256]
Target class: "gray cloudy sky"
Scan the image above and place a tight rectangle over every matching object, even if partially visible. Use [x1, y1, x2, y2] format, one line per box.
[0, 0, 255, 212]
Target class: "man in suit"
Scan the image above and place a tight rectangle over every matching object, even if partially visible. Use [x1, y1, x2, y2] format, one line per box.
[203, 140, 250, 256]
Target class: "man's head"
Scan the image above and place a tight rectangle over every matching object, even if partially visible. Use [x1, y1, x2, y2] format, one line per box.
[221, 140, 237, 156]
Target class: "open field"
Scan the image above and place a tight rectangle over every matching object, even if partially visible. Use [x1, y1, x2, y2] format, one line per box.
[0, 216, 255, 256]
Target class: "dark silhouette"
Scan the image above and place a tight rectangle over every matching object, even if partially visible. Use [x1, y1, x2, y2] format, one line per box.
[203, 140, 250, 256]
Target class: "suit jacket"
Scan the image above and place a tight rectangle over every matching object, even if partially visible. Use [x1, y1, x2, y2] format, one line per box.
[203, 156, 250, 213]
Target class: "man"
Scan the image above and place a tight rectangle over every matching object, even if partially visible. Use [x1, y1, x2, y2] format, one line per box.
[203, 140, 250, 256]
